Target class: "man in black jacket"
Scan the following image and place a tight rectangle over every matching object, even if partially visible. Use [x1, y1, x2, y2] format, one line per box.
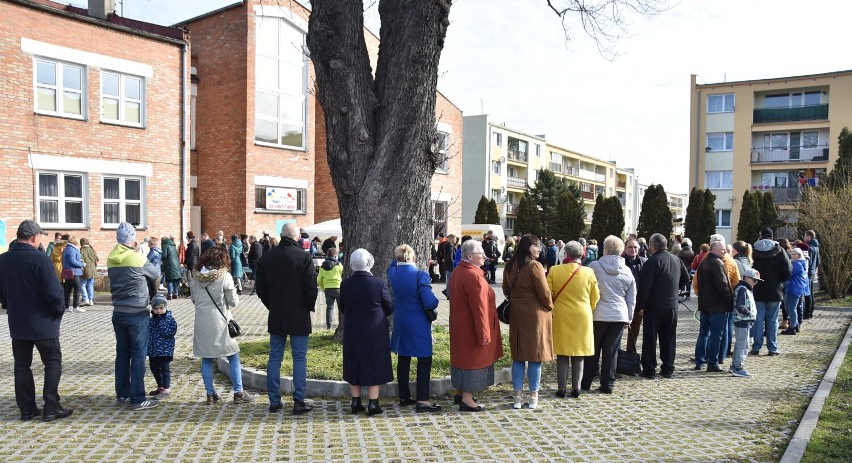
[803, 230, 820, 319]
[623, 238, 646, 353]
[636, 233, 690, 378]
[751, 227, 792, 356]
[694, 242, 733, 372]
[255, 223, 319, 415]
[482, 234, 501, 283]
[247, 235, 263, 296]
[0, 220, 72, 421]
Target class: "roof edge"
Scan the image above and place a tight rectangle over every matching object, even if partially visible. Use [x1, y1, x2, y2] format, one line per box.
[696, 69, 852, 88]
[173, 1, 245, 26]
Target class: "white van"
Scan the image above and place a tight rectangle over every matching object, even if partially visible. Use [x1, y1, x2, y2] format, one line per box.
[458, 224, 506, 261]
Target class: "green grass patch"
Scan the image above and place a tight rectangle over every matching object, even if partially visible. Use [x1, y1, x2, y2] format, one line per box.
[801, 349, 852, 463]
[238, 325, 512, 380]
[814, 291, 852, 308]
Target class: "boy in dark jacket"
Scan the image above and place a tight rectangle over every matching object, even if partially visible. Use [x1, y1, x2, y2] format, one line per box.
[148, 294, 177, 399]
[731, 269, 760, 377]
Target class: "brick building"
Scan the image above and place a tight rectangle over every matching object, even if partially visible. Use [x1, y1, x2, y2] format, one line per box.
[183, 1, 463, 239]
[0, 0, 190, 257]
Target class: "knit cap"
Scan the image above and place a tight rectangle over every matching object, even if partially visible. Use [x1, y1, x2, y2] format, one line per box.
[151, 294, 168, 309]
[116, 222, 137, 245]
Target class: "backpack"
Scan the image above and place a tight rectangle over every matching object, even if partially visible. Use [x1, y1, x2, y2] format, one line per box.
[584, 246, 598, 265]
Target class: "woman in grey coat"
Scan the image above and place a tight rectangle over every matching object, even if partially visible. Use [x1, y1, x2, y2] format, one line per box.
[190, 246, 252, 405]
[583, 235, 636, 393]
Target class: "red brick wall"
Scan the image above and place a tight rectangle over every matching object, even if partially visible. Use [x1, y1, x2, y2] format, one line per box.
[188, 1, 317, 238]
[0, 1, 187, 258]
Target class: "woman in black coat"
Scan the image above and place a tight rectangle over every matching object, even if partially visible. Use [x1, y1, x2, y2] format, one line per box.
[340, 248, 394, 416]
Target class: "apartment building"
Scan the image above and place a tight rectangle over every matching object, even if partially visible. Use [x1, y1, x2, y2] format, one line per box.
[0, 0, 189, 255]
[183, 1, 463, 238]
[462, 115, 635, 237]
[689, 71, 852, 242]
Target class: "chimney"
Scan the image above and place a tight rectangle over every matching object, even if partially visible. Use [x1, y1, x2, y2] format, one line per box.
[89, 0, 116, 20]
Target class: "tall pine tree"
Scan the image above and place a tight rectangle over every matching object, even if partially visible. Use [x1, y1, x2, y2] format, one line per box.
[684, 187, 704, 242]
[736, 190, 762, 242]
[487, 198, 500, 225]
[823, 126, 852, 190]
[760, 191, 780, 230]
[589, 194, 607, 243]
[551, 191, 585, 241]
[528, 169, 569, 238]
[605, 196, 626, 239]
[698, 188, 717, 247]
[514, 192, 541, 237]
[636, 184, 673, 239]
[473, 195, 489, 224]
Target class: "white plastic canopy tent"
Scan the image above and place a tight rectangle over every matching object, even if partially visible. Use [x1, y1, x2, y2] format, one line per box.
[302, 218, 342, 238]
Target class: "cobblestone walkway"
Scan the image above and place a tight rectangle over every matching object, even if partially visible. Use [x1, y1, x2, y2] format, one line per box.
[0, 276, 849, 462]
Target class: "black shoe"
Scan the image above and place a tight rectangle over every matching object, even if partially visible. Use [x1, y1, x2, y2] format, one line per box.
[780, 328, 797, 335]
[453, 394, 476, 404]
[398, 398, 418, 407]
[42, 405, 72, 422]
[350, 397, 365, 414]
[367, 399, 384, 416]
[580, 385, 591, 391]
[570, 389, 580, 398]
[597, 385, 613, 394]
[640, 371, 655, 379]
[555, 389, 566, 398]
[269, 403, 283, 413]
[415, 402, 442, 413]
[292, 400, 314, 415]
[707, 365, 724, 373]
[694, 364, 705, 371]
[458, 402, 485, 412]
[237, 290, 243, 296]
[660, 371, 674, 378]
[749, 350, 760, 356]
[767, 351, 780, 357]
[796, 327, 800, 333]
[20, 406, 42, 421]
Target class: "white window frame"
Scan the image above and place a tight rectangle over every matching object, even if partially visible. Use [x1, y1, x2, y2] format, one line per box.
[491, 160, 501, 175]
[102, 175, 145, 228]
[36, 171, 87, 228]
[491, 189, 501, 202]
[707, 132, 734, 151]
[707, 93, 735, 113]
[493, 132, 502, 147]
[100, 70, 145, 127]
[705, 170, 733, 190]
[254, 16, 308, 150]
[33, 58, 86, 119]
[504, 217, 515, 230]
[435, 131, 449, 173]
[716, 209, 731, 228]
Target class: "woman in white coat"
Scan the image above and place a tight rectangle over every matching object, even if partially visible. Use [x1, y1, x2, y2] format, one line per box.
[190, 246, 252, 405]
[583, 235, 636, 393]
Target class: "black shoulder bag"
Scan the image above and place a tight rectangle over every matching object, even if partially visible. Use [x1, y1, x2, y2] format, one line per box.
[204, 285, 242, 338]
[416, 271, 439, 322]
[496, 264, 522, 324]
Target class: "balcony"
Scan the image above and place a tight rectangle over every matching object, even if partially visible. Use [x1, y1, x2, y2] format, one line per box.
[563, 166, 579, 177]
[750, 144, 829, 164]
[507, 149, 528, 163]
[548, 162, 563, 173]
[579, 169, 606, 183]
[506, 176, 527, 189]
[580, 190, 595, 200]
[757, 186, 802, 204]
[506, 202, 519, 215]
[753, 104, 829, 124]
[616, 180, 627, 189]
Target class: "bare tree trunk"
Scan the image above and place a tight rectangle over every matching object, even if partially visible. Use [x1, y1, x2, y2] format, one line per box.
[308, 0, 451, 278]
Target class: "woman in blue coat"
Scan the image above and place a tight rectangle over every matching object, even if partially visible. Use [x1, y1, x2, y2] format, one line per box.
[229, 234, 244, 295]
[781, 247, 809, 335]
[387, 244, 440, 413]
[340, 248, 394, 416]
[61, 236, 85, 313]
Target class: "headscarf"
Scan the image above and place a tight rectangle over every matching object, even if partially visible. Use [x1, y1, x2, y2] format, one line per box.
[349, 248, 374, 272]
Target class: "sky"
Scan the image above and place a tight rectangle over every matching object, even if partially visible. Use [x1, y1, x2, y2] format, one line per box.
[69, 0, 852, 194]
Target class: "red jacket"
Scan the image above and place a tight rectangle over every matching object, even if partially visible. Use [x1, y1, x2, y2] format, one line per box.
[448, 260, 503, 369]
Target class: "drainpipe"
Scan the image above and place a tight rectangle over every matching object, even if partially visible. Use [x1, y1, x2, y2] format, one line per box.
[694, 84, 702, 188]
[179, 38, 189, 240]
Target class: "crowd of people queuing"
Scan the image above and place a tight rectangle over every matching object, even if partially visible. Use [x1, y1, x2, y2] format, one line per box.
[0, 217, 821, 421]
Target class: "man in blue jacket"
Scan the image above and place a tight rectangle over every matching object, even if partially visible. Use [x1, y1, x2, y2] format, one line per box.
[0, 220, 72, 421]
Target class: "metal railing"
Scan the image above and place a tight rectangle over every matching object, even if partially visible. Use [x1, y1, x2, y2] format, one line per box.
[506, 177, 527, 189]
[563, 166, 579, 177]
[548, 162, 562, 173]
[616, 180, 627, 189]
[580, 191, 595, 200]
[507, 149, 528, 163]
[750, 144, 829, 163]
[506, 203, 519, 215]
[753, 104, 829, 123]
[579, 169, 606, 183]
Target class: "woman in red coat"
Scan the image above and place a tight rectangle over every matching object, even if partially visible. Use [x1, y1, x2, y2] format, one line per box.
[449, 239, 503, 412]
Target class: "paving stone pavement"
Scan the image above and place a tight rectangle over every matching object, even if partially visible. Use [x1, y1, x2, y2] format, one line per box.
[0, 274, 849, 462]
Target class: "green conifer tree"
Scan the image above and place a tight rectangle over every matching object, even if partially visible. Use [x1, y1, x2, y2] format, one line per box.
[473, 195, 489, 224]
[684, 187, 704, 242]
[528, 169, 569, 238]
[699, 188, 717, 247]
[589, 194, 607, 243]
[605, 196, 625, 239]
[514, 192, 541, 236]
[487, 198, 500, 225]
[760, 191, 780, 230]
[551, 191, 585, 242]
[736, 190, 762, 242]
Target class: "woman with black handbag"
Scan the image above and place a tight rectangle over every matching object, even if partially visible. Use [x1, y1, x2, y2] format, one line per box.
[190, 246, 252, 405]
[387, 244, 441, 413]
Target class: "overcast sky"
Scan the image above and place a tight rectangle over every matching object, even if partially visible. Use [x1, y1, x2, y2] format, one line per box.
[70, 0, 852, 194]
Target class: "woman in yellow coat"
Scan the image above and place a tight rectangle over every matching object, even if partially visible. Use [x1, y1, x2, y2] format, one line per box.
[547, 240, 599, 398]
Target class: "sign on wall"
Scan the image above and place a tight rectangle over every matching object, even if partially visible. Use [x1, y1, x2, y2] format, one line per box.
[266, 187, 298, 211]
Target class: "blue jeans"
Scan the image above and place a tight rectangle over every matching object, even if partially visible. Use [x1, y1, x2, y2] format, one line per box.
[752, 301, 780, 353]
[732, 325, 751, 370]
[719, 311, 734, 360]
[201, 354, 243, 394]
[512, 361, 542, 392]
[695, 311, 728, 366]
[81, 277, 95, 302]
[784, 293, 803, 328]
[166, 279, 181, 296]
[267, 334, 308, 404]
[112, 311, 150, 404]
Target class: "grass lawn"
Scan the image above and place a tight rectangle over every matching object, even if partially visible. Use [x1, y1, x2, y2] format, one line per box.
[800, 345, 852, 463]
[814, 291, 852, 308]
[238, 324, 512, 380]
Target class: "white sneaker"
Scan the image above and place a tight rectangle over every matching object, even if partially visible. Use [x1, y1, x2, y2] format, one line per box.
[72, 307, 86, 313]
[513, 391, 523, 409]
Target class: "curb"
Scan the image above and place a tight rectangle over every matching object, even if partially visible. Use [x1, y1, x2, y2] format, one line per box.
[217, 358, 512, 398]
[779, 319, 852, 463]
